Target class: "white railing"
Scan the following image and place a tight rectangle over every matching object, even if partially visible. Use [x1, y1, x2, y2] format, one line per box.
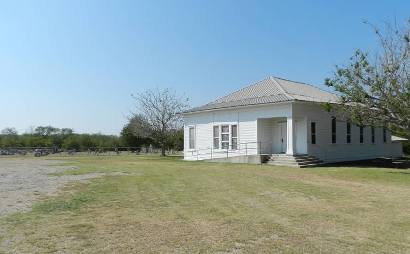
[188, 141, 277, 161]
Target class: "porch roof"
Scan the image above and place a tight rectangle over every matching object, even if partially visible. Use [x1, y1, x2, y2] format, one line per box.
[185, 76, 339, 113]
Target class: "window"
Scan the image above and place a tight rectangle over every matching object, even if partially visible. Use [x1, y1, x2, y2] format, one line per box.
[359, 126, 364, 143]
[189, 127, 195, 149]
[346, 122, 351, 144]
[331, 117, 336, 144]
[231, 125, 238, 150]
[213, 124, 238, 150]
[213, 126, 219, 149]
[383, 128, 387, 143]
[221, 125, 229, 149]
[311, 122, 316, 144]
[371, 126, 375, 143]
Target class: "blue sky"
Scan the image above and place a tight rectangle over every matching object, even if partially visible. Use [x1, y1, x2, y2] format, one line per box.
[0, 0, 409, 135]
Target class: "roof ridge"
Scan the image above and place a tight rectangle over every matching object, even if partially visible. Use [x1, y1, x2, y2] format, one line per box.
[272, 75, 336, 96]
[269, 76, 295, 100]
[208, 76, 282, 104]
[208, 93, 291, 105]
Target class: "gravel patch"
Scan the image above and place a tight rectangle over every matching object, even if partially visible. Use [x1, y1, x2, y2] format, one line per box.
[0, 158, 122, 217]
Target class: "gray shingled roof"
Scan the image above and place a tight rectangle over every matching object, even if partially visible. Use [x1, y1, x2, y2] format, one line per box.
[184, 76, 339, 113]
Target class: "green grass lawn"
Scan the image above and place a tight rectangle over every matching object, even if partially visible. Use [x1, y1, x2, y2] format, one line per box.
[1, 156, 410, 253]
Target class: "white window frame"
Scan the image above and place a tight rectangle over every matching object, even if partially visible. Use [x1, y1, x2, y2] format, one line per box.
[331, 117, 337, 144]
[383, 128, 387, 143]
[188, 126, 195, 150]
[213, 126, 219, 149]
[231, 125, 238, 150]
[212, 124, 239, 150]
[346, 122, 351, 144]
[359, 126, 364, 144]
[221, 125, 230, 150]
[311, 121, 316, 145]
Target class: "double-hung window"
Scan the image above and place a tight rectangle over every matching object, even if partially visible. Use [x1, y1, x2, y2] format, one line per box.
[383, 128, 387, 143]
[359, 126, 364, 143]
[311, 122, 316, 144]
[331, 117, 336, 144]
[213, 124, 238, 150]
[213, 126, 219, 149]
[221, 125, 230, 149]
[346, 122, 351, 144]
[231, 125, 238, 150]
[188, 127, 195, 149]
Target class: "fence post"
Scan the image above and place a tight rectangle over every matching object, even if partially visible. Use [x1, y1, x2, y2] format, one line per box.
[210, 148, 213, 159]
[196, 150, 199, 161]
[226, 146, 229, 158]
[245, 143, 248, 156]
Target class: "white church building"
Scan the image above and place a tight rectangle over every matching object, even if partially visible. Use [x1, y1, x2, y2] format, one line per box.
[183, 76, 405, 166]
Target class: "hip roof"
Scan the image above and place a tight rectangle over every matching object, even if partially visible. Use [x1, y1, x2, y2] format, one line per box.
[185, 76, 339, 113]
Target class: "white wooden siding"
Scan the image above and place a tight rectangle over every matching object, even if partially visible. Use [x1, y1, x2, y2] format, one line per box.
[293, 102, 403, 163]
[184, 103, 292, 160]
[184, 102, 403, 162]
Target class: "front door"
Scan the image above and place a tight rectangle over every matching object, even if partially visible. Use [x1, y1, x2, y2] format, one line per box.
[279, 122, 287, 153]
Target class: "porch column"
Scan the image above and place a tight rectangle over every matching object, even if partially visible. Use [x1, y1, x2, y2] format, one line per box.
[286, 117, 295, 155]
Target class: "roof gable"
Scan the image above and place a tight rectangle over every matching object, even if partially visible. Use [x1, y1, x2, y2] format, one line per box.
[185, 76, 339, 113]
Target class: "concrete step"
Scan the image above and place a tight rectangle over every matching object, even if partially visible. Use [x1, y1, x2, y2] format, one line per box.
[267, 161, 324, 168]
[269, 156, 322, 162]
[268, 161, 322, 166]
[265, 154, 323, 168]
[299, 163, 325, 168]
[270, 157, 322, 163]
[266, 161, 300, 167]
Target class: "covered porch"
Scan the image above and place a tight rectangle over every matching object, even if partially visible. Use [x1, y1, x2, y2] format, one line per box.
[257, 116, 308, 155]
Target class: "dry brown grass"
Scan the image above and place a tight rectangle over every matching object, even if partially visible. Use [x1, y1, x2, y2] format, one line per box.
[1, 156, 410, 253]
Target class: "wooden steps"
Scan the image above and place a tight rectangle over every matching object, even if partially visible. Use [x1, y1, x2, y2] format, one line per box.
[265, 154, 323, 168]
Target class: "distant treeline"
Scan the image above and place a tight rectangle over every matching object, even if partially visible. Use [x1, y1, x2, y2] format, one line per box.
[0, 125, 183, 151]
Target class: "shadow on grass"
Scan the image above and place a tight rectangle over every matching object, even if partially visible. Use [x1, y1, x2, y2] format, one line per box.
[386, 171, 410, 175]
[325, 157, 410, 169]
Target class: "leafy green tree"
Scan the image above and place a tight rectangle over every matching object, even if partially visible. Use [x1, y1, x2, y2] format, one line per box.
[165, 128, 184, 151]
[62, 135, 81, 150]
[0, 126, 121, 150]
[0, 128, 20, 147]
[1, 127, 18, 135]
[34, 126, 60, 137]
[325, 20, 410, 139]
[120, 114, 152, 148]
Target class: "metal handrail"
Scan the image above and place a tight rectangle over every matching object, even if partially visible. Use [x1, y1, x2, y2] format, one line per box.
[189, 141, 280, 161]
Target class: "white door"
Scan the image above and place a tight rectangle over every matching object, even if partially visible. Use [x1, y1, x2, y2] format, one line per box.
[279, 122, 287, 153]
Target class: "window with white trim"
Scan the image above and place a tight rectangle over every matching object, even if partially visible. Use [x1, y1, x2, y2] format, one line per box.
[231, 125, 238, 150]
[221, 125, 229, 149]
[188, 127, 195, 149]
[346, 122, 351, 144]
[213, 124, 238, 150]
[383, 128, 387, 143]
[359, 126, 364, 143]
[213, 126, 219, 149]
[331, 117, 336, 144]
[311, 122, 316, 144]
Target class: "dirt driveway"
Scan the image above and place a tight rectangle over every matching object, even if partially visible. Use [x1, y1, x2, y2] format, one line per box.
[0, 158, 104, 217]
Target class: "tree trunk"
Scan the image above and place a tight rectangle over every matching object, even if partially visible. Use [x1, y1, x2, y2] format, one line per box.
[161, 143, 166, 156]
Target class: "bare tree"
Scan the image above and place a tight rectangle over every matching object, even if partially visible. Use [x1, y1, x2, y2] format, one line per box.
[326, 20, 410, 138]
[132, 88, 189, 156]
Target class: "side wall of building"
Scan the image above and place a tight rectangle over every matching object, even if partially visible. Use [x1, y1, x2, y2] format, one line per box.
[293, 102, 403, 163]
